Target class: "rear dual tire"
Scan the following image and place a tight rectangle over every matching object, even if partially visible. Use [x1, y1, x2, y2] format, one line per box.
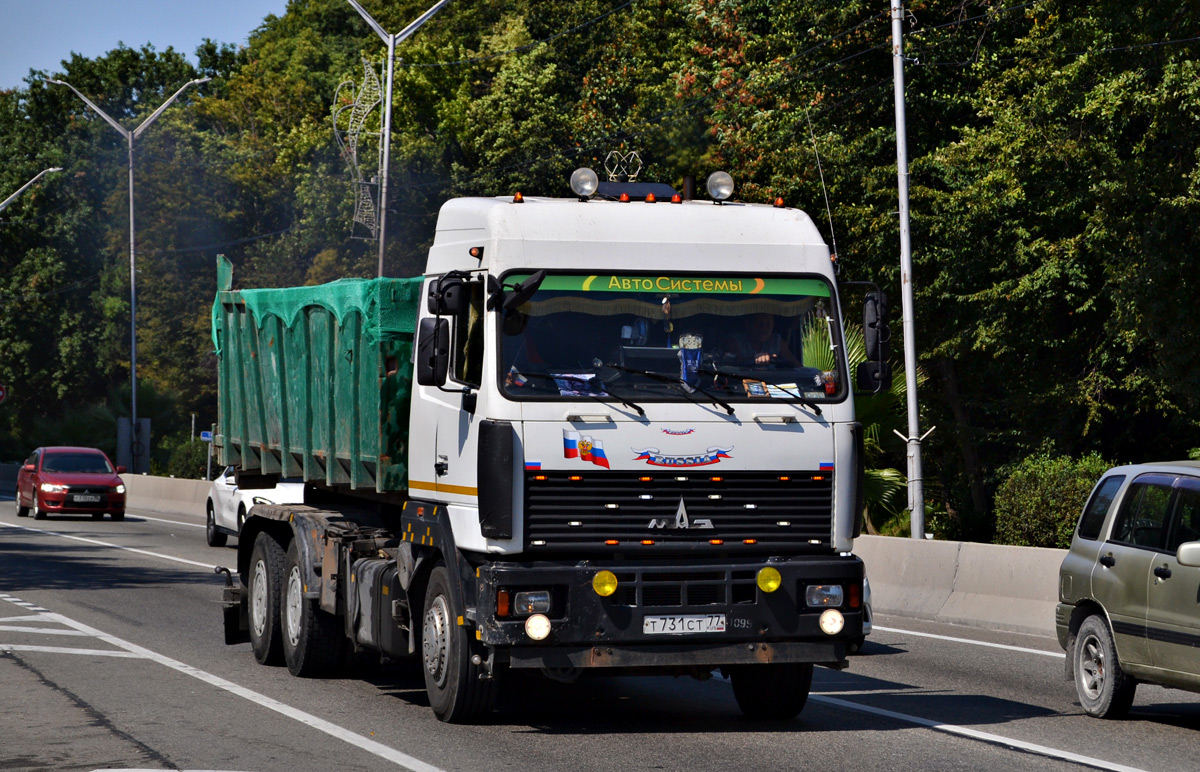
[282, 540, 343, 676]
[248, 533, 286, 665]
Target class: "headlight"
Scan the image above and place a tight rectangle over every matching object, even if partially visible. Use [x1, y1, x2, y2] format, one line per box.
[513, 590, 551, 615]
[756, 567, 782, 593]
[593, 570, 618, 597]
[114, 484, 126, 494]
[40, 482, 67, 493]
[524, 614, 552, 641]
[805, 584, 844, 608]
[819, 609, 845, 635]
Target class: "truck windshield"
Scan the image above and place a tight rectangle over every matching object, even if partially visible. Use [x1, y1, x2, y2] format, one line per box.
[499, 272, 846, 404]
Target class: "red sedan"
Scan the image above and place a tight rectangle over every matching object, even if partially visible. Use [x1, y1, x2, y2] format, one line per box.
[15, 446, 127, 521]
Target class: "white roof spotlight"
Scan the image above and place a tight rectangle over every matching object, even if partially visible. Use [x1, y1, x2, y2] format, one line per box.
[706, 170, 734, 202]
[570, 167, 600, 199]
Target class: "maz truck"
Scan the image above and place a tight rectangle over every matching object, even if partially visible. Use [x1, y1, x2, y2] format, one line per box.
[213, 167, 888, 723]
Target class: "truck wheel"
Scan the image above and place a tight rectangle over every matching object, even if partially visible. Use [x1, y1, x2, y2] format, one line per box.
[249, 532, 286, 666]
[206, 503, 227, 547]
[422, 565, 497, 723]
[282, 540, 343, 676]
[729, 662, 813, 720]
[1075, 615, 1136, 718]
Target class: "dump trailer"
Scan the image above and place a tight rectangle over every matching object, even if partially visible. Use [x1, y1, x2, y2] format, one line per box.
[214, 168, 886, 723]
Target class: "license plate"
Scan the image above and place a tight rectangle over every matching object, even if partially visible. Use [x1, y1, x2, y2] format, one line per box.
[642, 614, 726, 635]
[72, 494, 102, 504]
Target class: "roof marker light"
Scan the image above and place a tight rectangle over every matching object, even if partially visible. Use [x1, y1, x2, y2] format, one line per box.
[513, 192, 524, 203]
[773, 197, 785, 208]
[619, 192, 631, 203]
[645, 193, 657, 203]
[671, 194, 683, 204]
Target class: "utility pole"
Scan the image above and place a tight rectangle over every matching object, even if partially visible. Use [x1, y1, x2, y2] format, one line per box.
[47, 76, 210, 473]
[890, 0, 926, 538]
[346, 0, 451, 277]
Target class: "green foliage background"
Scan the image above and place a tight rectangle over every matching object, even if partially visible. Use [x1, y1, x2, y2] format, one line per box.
[2, 1, 1199, 532]
[993, 453, 1113, 548]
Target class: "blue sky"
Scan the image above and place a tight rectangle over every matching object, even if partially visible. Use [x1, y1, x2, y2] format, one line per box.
[0, 1, 290, 91]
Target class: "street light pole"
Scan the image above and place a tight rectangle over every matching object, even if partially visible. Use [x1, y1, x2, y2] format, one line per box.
[0, 167, 63, 213]
[46, 76, 210, 472]
[890, 0, 926, 539]
[346, 0, 451, 277]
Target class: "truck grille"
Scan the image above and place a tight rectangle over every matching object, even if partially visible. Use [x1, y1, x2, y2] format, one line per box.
[524, 471, 833, 552]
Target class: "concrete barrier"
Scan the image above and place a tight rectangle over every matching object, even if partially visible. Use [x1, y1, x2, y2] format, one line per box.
[123, 474, 211, 518]
[854, 534, 1066, 638]
[0, 463, 19, 494]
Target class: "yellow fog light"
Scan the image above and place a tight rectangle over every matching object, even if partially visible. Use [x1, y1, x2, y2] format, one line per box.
[819, 609, 845, 636]
[593, 570, 618, 597]
[524, 613, 552, 641]
[756, 567, 782, 593]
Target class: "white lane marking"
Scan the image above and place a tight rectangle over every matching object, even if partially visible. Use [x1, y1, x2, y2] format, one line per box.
[0, 594, 447, 772]
[0, 613, 57, 623]
[810, 695, 1150, 772]
[873, 624, 1066, 659]
[0, 625, 91, 636]
[0, 522, 217, 570]
[0, 644, 144, 657]
[127, 513, 205, 529]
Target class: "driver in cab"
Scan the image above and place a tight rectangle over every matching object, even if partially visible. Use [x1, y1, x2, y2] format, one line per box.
[722, 313, 800, 367]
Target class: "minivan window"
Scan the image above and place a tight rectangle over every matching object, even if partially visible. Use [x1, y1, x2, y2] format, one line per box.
[1111, 476, 1174, 550]
[1166, 479, 1200, 553]
[1077, 475, 1125, 540]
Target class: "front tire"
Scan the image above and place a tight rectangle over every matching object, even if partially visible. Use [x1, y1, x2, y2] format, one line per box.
[1075, 615, 1136, 718]
[422, 565, 497, 722]
[15, 494, 28, 517]
[729, 662, 813, 720]
[206, 503, 227, 547]
[32, 495, 45, 520]
[282, 540, 343, 676]
[248, 532, 286, 666]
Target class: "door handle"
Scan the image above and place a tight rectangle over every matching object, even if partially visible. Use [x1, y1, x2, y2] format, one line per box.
[1154, 565, 1172, 580]
[1099, 553, 1116, 567]
[435, 455, 449, 477]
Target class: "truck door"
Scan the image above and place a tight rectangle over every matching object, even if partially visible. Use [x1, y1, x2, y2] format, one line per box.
[431, 281, 486, 507]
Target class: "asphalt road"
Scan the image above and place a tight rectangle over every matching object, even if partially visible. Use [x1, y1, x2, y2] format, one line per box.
[2, 498, 1198, 772]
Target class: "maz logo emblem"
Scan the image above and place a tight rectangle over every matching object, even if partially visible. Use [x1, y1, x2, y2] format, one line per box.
[647, 497, 713, 530]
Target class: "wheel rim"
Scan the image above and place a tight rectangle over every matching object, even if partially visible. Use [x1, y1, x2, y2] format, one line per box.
[1078, 631, 1105, 700]
[285, 565, 303, 647]
[251, 559, 269, 638]
[423, 594, 452, 688]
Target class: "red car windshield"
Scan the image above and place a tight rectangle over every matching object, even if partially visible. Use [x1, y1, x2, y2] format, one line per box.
[42, 453, 113, 475]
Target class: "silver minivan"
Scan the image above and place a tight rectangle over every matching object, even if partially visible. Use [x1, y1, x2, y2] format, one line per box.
[1057, 461, 1200, 718]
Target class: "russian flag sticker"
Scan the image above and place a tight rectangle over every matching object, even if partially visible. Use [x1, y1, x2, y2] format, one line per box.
[819, 462, 834, 471]
[563, 429, 580, 458]
[525, 460, 542, 470]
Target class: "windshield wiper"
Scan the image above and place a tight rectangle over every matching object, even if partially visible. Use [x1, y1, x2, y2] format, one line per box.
[507, 370, 645, 416]
[598, 361, 735, 416]
[699, 366, 823, 416]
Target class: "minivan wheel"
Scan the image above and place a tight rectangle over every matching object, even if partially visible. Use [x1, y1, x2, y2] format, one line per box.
[1075, 615, 1136, 719]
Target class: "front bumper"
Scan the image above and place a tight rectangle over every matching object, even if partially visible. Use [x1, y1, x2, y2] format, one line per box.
[36, 492, 125, 516]
[475, 555, 863, 669]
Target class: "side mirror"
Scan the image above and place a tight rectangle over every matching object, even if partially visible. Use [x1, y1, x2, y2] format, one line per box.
[23, 463, 34, 472]
[502, 270, 547, 311]
[1178, 541, 1200, 567]
[863, 291, 889, 362]
[116, 465, 127, 474]
[416, 317, 450, 386]
[857, 360, 893, 392]
[427, 275, 466, 316]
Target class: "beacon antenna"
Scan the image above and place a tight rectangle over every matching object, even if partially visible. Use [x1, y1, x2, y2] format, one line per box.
[333, 58, 383, 240]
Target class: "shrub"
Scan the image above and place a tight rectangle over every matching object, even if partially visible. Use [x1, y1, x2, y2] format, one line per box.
[993, 453, 1111, 549]
[166, 439, 214, 480]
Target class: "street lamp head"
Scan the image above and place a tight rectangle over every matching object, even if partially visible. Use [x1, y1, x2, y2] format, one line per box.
[45, 78, 66, 86]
